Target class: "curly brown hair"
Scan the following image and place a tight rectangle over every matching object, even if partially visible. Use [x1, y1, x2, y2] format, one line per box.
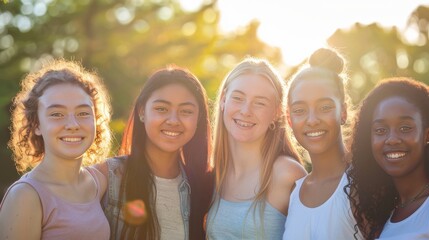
[9, 59, 112, 173]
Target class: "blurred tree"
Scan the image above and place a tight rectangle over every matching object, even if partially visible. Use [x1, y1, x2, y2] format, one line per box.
[326, 5, 429, 104]
[327, 23, 405, 103]
[0, 0, 282, 196]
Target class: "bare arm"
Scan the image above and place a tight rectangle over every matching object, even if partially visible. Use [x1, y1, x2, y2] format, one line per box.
[0, 183, 42, 240]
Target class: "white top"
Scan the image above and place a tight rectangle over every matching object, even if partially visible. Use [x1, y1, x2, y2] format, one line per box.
[377, 196, 429, 240]
[283, 173, 363, 240]
[154, 173, 185, 240]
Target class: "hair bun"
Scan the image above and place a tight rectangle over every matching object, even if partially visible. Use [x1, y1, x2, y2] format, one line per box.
[309, 48, 344, 74]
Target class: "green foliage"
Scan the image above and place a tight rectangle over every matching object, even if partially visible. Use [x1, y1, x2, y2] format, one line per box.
[0, 0, 282, 184]
[1, 1, 429, 189]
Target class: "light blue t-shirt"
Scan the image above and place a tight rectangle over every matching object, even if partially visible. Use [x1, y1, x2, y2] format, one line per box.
[206, 198, 286, 240]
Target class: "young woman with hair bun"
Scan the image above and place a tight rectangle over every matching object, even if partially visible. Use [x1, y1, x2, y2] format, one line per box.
[283, 48, 363, 239]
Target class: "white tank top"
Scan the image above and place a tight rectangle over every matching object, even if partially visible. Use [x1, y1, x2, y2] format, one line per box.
[154, 173, 185, 240]
[377, 196, 429, 239]
[283, 173, 363, 240]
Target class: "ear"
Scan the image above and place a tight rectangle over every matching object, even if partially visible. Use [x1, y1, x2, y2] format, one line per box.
[220, 94, 226, 112]
[341, 103, 348, 125]
[35, 126, 41, 136]
[138, 108, 144, 123]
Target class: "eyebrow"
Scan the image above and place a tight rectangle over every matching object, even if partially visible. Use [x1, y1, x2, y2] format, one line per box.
[290, 97, 334, 106]
[372, 116, 416, 123]
[46, 104, 93, 109]
[152, 99, 197, 107]
[231, 90, 271, 101]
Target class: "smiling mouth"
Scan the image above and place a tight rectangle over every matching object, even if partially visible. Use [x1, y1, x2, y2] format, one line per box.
[234, 119, 255, 128]
[385, 152, 407, 159]
[61, 137, 83, 142]
[162, 130, 181, 137]
[305, 131, 326, 137]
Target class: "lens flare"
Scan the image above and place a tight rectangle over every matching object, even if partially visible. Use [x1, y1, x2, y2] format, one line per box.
[121, 199, 147, 225]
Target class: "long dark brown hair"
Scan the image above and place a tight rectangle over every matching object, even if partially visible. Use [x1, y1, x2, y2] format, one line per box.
[345, 77, 429, 239]
[115, 65, 213, 239]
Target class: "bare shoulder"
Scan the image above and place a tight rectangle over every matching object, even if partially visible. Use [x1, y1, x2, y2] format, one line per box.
[267, 156, 307, 214]
[272, 155, 307, 185]
[0, 182, 42, 239]
[1, 182, 41, 209]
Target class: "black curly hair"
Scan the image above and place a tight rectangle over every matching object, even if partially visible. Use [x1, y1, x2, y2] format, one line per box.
[345, 77, 429, 239]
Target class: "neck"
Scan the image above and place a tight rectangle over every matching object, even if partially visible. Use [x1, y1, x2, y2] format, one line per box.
[147, 150, 180, 179]
[228, 140, 262, 177]
[394, 168, 429, 203]
[308, 143, 347, 179]
[34, 156, 83, 185]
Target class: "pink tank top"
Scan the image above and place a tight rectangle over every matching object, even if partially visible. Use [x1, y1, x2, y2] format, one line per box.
[2, 167, 110, 240]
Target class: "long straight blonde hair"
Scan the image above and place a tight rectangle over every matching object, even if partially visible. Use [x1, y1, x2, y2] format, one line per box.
[210, 57, 300, 235]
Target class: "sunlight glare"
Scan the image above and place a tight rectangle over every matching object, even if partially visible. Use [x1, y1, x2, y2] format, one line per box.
[215, 0, 426, 66]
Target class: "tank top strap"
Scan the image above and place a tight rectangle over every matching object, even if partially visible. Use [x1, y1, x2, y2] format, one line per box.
[85, 167, 101, 199]
[294, 176, 306, 190]
[4, 175, 57, 227]
[18, 174, 53, 200]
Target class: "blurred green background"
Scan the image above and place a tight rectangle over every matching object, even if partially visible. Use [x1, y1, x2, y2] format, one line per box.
[1, 0, 429, 198]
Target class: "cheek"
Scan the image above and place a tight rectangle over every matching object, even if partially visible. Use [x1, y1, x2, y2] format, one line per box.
[371, 135, 384, 154]
[183, 115, 199, 133]
[289, 115, 303, 128]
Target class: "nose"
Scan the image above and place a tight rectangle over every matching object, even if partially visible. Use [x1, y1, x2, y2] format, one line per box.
[306, 109, 320, 127]
[240, 102, 252, 116]
[65, 114, 79, 131]
[166, 111, 180, 126]
[385, 130, 401, 145]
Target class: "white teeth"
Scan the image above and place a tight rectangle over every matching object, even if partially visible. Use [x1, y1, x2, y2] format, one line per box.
[163, 130, 180, 137]
[62, 137, 82, 142]
[234, 119, 254, 127]
[386, 152, 406, 159]
[306, 131, 325, 137]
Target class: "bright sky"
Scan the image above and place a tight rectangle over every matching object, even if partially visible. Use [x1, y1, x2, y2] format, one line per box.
[180, 0, 429, 66]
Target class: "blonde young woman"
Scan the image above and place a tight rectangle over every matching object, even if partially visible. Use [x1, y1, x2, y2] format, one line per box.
[206, 57, 307, 239]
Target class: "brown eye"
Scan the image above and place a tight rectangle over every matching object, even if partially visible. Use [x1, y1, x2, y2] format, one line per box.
[50, 112, 64, 117]
[155, 107, 168, 112]
[373, 127, 386, 135]
[400, 126, 412, 132]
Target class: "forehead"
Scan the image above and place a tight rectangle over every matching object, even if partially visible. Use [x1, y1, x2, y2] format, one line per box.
[38, 83, 93, 108]
[147, 83, 198, 104]
[373, 96, 422, 121]
[290, 78, 340, 103]
[227, 74, 277, 98]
